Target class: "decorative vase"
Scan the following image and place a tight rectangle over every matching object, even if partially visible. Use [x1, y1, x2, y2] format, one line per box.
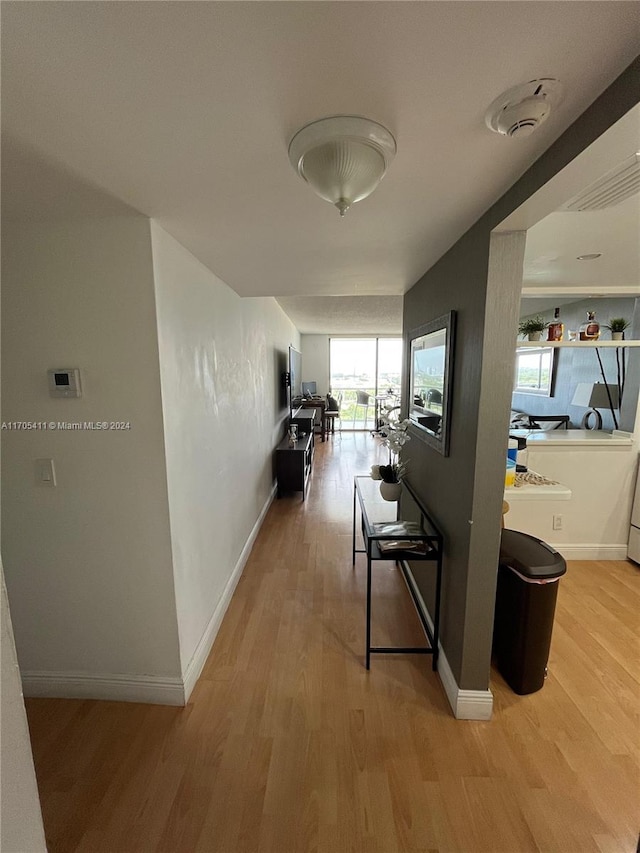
[611, 331, 624, 341]
[527, 332, 542, 342]
[380, 481, 402, 501]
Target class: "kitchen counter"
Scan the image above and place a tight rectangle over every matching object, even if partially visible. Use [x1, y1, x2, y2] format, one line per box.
[504, 433, 637, 559]
[509, 429, 633, 447]
[505, 480, 572, 501]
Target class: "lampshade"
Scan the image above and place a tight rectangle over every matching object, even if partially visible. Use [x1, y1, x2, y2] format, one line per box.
[571, 382, 620, 409]
[288, 116, 396, 216]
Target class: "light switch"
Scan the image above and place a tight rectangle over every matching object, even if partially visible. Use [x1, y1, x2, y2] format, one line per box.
[35, 458, 56, 487]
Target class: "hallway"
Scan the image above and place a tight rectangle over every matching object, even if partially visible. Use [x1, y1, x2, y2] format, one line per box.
[25, 434, 639, 852]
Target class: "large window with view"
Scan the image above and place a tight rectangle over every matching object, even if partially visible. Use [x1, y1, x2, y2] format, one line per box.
[329, 338, 403, 430]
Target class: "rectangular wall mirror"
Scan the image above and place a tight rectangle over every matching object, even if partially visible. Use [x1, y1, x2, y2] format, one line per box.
[408, 311, 456, 456]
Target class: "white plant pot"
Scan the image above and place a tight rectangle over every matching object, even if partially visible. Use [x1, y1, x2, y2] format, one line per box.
[380, 481, 402, 502]
[611, 331, 624, 341]
[527, 332, 542, 342]
[370, 465, 382, 480]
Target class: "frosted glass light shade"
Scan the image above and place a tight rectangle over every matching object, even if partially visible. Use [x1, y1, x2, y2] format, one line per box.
[300, 140, 386, 209]
[289, 116, 396, 216]
[571, 382, 620, 409]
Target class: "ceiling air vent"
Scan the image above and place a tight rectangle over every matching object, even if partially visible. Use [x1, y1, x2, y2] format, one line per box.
[562, 154, 640, 211]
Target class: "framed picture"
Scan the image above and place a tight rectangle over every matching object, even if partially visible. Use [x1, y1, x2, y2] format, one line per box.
[408, 311, 456, 456]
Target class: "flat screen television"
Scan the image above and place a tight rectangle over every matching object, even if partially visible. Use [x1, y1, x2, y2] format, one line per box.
[288, 345, 302, 414]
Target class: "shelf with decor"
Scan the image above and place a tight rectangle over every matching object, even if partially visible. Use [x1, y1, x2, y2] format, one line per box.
[516, 339, 638, 431]
[516, 340, 640, 348]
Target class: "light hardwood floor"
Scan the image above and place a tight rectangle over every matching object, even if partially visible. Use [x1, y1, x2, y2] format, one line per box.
[25, 434, 640, 853]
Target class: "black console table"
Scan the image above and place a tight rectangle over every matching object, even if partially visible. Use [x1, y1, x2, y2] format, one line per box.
[352, 475, 443, 670]
[276, 432, 314, 500]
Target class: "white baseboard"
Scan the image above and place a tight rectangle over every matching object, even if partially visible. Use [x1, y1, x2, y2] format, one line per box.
[435, 648, 494, 721]
[21, 671, 185, 705]
[401, 563, 493, 720]
[182, 483, 277, 702]
[551, 543, 629, 561]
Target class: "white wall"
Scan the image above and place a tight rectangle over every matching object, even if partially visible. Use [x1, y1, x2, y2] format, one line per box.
[150, 223, 298, 689]
[1, 560, 47, 852]
[300, 335, 330, 396]
[2, 217, 182, 700]
[1, 251, 46, 850]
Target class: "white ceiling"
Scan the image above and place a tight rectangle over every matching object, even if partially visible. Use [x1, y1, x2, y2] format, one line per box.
[276, 295, 403, 335]
[522, 192, 640, 298]
[2, 1, 639, 320]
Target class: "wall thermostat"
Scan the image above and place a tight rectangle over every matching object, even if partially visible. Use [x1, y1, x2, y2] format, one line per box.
[47, 368, 82, 398]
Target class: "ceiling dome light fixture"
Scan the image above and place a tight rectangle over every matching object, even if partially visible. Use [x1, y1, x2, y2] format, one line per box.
[288, 115, 396, 216]
[576, 253, 602, 261]
[485, 78, 564, 139]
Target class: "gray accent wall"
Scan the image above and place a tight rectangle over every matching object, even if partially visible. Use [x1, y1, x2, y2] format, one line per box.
[513, 297, 639, 431]
[402, 57, 640, 692]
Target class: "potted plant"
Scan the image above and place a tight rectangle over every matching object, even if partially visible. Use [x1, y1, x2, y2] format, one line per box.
[378, 460, 406, 501]
[518, 316, 548, 342]
[604, 317, 630, 341]
[376, 413, 411, 500]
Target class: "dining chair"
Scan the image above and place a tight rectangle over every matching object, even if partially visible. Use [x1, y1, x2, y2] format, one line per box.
[325, 392, 343, 436]
[352, 390, 371, 429]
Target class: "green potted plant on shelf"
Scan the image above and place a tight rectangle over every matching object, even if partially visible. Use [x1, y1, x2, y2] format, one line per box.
[518, 316, 548, 342]
[604, 317, 630, 341]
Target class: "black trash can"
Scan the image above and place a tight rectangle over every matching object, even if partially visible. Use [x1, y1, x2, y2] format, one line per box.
[493, 529, 567, 695]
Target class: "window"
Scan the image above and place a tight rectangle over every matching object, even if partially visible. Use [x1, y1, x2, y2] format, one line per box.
[514, 346, 555, 396]
[329, 337, 402, 429]
[376, 338, 403, 394]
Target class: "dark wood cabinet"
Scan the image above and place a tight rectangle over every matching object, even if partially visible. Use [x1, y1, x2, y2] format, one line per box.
[276, 432, 313, 499]
[289, 410, 316, 451]
[292, 401, 327, 441]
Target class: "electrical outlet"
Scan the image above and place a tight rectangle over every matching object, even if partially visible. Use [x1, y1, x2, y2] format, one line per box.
[552, 514, 563, 531]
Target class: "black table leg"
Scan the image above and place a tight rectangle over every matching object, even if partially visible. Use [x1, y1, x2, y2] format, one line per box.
[352, 483, 356, 566]
[366, 553, 372, 670]
[432, 553, 443, 670]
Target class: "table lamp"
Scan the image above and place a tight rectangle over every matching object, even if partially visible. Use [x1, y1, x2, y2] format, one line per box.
[571, 382, 620, 430]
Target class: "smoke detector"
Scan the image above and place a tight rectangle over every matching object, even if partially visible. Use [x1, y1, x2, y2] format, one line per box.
[485, 79, 563, 139]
